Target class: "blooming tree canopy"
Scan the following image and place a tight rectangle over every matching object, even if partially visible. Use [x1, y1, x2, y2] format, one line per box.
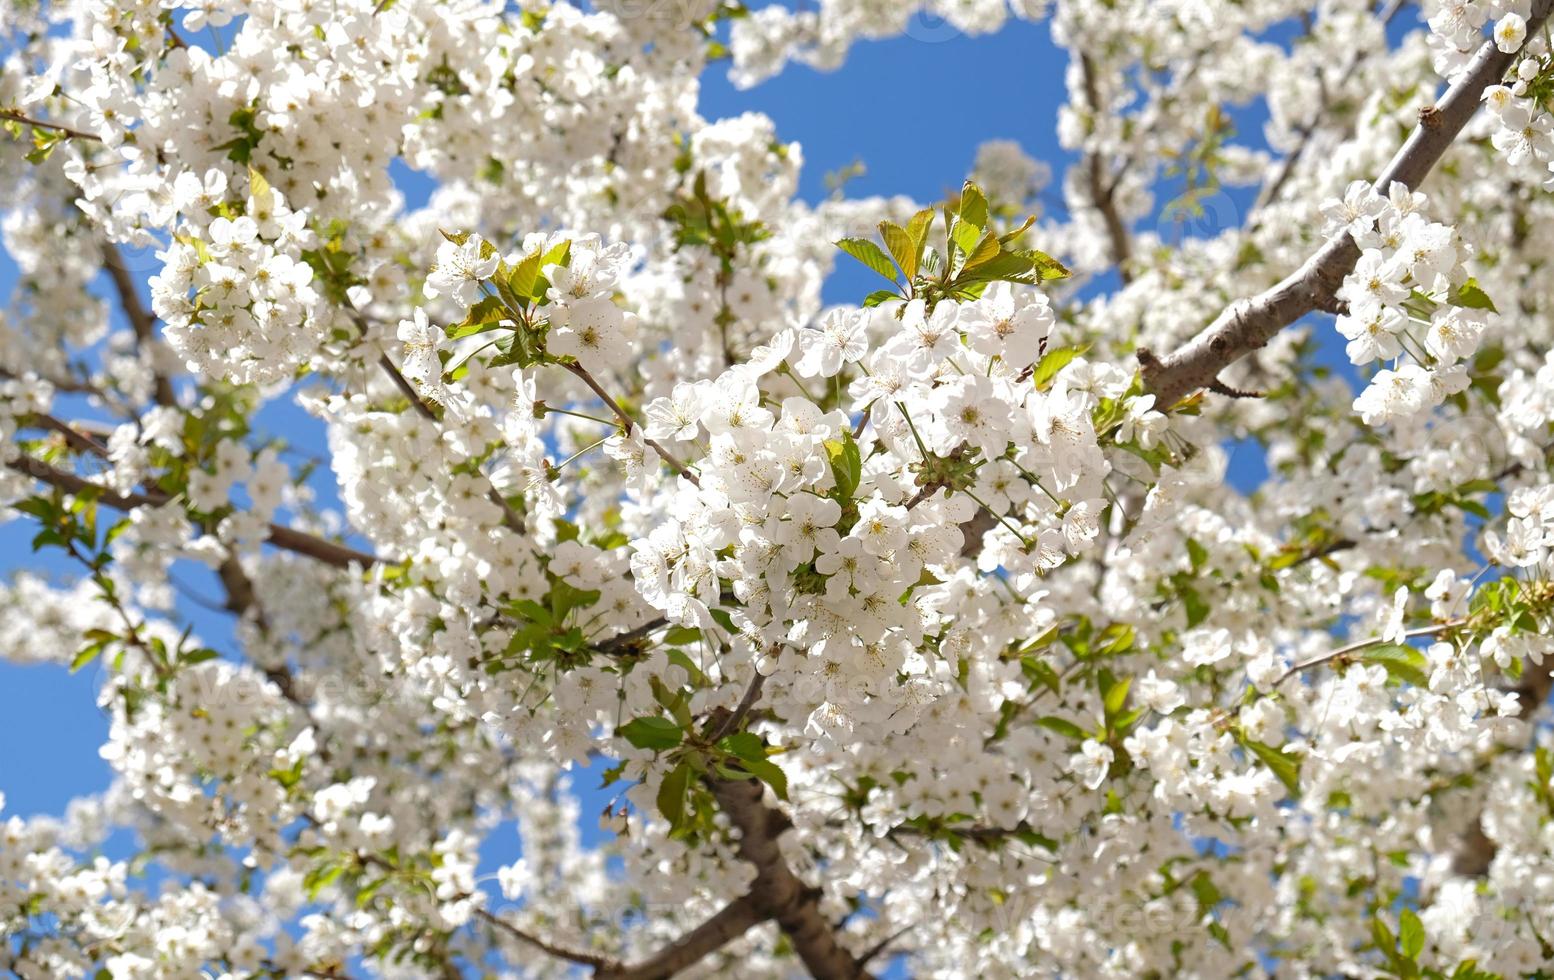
[8, 0, 1554, 976]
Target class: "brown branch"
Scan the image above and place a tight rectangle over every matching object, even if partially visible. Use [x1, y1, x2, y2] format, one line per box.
[707, 775, 875, 980]
[1078, 53, 1132, 282]
[345, 303, 528, 532]
[1453, 659, 1554, 875]
[1254, 0, 1411, 212]
[1273, 619, 1466, 688]
[473, 908, 619, 972]
[0, 366, 101, 395]
[562, 362, 699, 486]
[707, 672, 766, 744]
[593, 617, 669, 656]
[0, 109, 100, 142]
[8, 454, 387, 569]
[1140, 0, 1553, 408]
[597, 897, 764, 980]
[102, 240, 178, 408]
[25, 412, 110, 458]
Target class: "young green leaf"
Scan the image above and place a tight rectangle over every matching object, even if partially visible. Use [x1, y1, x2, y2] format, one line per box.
[618, 716, 684, 751]
[836, 238, 899, 282]
[657, 761, 693, 830]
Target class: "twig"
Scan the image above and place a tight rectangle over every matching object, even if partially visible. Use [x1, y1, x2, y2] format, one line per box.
[1274, 618, 1466, 688]
[1253, 0, 1411, 213]
[345, 302, 527, 531]
[562, 362, 699, 486]
[707, 673, 766, 744]
[0, 109, 100, 142]
[473, 908, 618, 972]
[102, 240, 178, 408]
[10, 454, 388, 569]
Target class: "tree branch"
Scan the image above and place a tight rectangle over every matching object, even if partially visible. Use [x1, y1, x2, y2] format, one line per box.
[707, 775, 875, 980]
[0, 109, 99, 142]
[562, 362, 699, 486]
[102, 240, 178, 408]
[1078, 53, 1132, 282]
[1140, 1, 1553, 407]
[1274, 619, 1466, 688]
[1252, 0, 1410, 213]
[1452, 658, 1554, 875]
[473, 908, 619, 972]
[707, 672, 766, 744]
[8, 454, 387, 569]
[597, 897, 764, 980]
[345, 303, 528, 532]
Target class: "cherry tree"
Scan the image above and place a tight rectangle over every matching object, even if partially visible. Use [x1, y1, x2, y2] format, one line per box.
[6, 0, 1554, 976]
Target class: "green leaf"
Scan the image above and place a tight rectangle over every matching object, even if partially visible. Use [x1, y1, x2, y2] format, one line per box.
[1362, 643, 1431, 688]
[1021, 656, 1062, 694]
[1028, 344, 1090, 391]
[1025, 249, 1070, 281]
[999, 214, 1037, 245]
[657, 761, 693, 830]
[961, 232, 1001, 272]
[305, 862, 346, 900]
[825, 430, 863, 502]
[70, 642, 106, 673]
[1182, 586, 1210, 628]
[355, 877, 387, 908]
[446, 296, 508, 339]
[1103, 675, 1132, 718]
[1186, 538, 1208, 571]
[836, 238, 898, 282]
[741, 756, 789, 801]
[1036, 716, 1088, 741]
[618, 716, 684, 751]
[1097, 622, 1135, 656]
[949, 218, 981, 258]
[879, 222, 918, 280]
[507, 250, 547, 302]
[905, 208, 936, 254]
[958, 181, 990, 231]
[862, 289, 900, 307]
[1372, 915, 1398, 961]
[1399, 907, 1425, 960]
[1453, 278, 1498, 314]
[1237, 733, 1302, 798]
[247, 166, 271, 200]
[720, 731, 766, 761]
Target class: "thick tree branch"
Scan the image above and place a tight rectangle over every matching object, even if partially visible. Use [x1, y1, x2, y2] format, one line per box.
[1140, 3, 1553, 407]
[8, 454, 386, 569]
[707, 775, 875, 980]
[597, 897, 764, 980]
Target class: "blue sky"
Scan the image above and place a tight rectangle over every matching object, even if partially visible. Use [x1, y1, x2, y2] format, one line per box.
[0, 13, 1378, 968]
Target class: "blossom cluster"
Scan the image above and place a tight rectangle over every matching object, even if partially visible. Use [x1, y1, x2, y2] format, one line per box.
[1318, 181, 1492, 424]
[8, 0, 1554, 977]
